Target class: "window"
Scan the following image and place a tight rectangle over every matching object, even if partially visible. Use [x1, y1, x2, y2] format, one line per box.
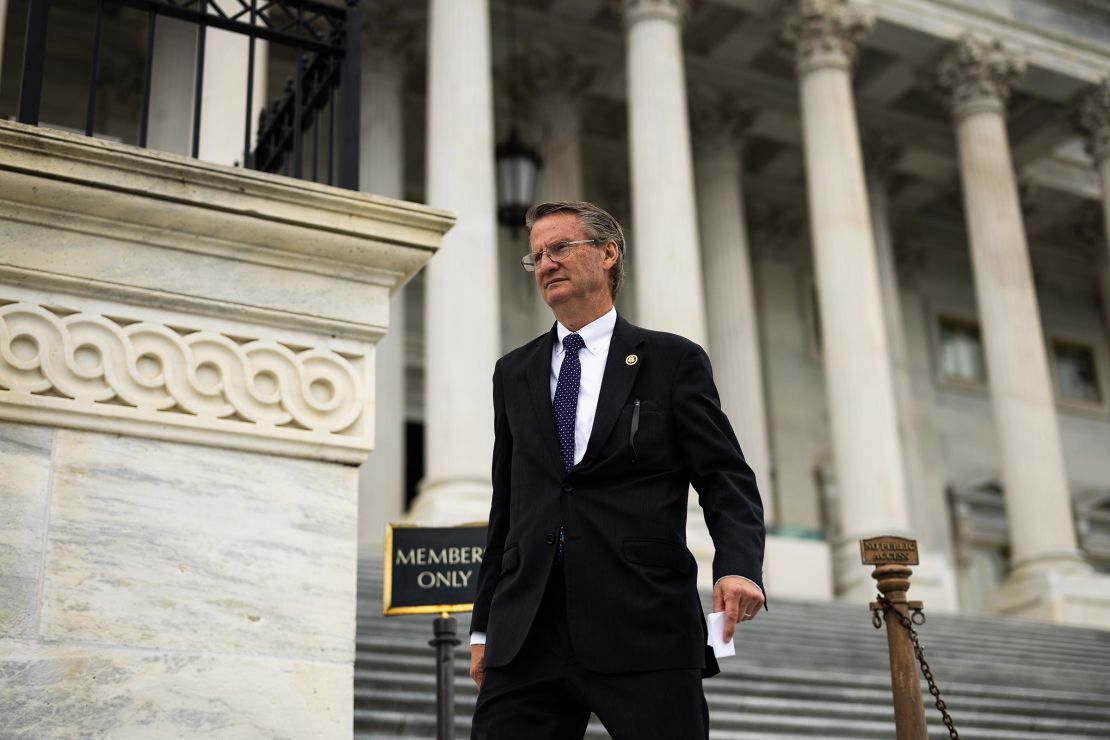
[1053, 340, 1102, 404]
[938, 317, 986, 384]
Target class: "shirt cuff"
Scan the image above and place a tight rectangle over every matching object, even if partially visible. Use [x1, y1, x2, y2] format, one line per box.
[470, 632, 487, 646]
[713, 575, 761, 591]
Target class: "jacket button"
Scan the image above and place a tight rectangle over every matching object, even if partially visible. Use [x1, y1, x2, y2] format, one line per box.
[563, 485, 574, 493]
[545, 534, 555, 546]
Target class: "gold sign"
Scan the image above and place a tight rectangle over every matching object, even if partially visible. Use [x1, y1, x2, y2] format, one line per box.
[859, 536, 919, 566]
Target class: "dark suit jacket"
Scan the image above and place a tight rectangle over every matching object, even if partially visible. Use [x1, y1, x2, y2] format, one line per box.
[471, 314, 765, 675]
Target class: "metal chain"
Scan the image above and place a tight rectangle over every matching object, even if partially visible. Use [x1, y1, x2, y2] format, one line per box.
[873, 595, 960, 739]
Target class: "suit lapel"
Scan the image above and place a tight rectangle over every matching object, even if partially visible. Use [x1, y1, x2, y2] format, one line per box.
[526, 326, 565, 474]
[575, 315, 645, 472]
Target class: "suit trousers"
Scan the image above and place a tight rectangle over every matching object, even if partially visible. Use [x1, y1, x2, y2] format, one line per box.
[470, 564, 710, 740]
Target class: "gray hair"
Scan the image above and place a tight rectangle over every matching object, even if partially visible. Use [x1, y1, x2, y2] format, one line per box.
[525, 201, 626, 299]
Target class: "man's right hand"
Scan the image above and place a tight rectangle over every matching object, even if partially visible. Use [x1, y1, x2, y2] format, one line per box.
[470, 644, 486, 689]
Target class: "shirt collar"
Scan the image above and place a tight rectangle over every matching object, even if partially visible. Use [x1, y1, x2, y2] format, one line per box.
[556, 306, 617, 356]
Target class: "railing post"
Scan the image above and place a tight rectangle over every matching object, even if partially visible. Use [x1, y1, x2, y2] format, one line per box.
[861, 536, 929, 740]
[429, 614, 459, 740]
[337, 0, 361, 190]
[17, 0, 51, 125]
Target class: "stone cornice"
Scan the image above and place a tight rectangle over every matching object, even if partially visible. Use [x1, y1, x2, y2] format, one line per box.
[0, 121, 453, 342]
[934, 35, 1026, 120]
[622, 0, 688, 27]
[780, 0, 874, 75]
[1076, 79, 1110, 164]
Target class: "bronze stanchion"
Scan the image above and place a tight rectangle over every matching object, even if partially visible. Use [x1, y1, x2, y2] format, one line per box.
[861, 537, 929, 740]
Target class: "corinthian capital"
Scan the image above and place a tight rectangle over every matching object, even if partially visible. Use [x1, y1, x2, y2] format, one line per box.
[934, 35, 1025, 120]
[781, 0, 874, 74]
[1076, 79, 1110, 163]
[688, 86, 755, 148]
[362, 0, 421, 69]
[622, 0, 689, 27]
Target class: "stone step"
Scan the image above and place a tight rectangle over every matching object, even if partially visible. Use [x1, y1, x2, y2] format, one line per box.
[351, 667, 1110, 720]
[353, 685, 1110, 734]
[353, 556, 1110, 739]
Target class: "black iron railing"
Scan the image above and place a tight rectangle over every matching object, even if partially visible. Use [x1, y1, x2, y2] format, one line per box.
[16, 0, 360, 190]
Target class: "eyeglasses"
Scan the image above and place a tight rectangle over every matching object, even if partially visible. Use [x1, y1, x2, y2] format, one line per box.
[521, 239, 599, 272]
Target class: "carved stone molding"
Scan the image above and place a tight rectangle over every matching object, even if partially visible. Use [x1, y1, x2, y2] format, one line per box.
[934, 35, 1025, 121]
[780, 0, 874, 74]
[622, 0, 688, 27]
[0, 293, 372, 463]
[688, 85, 756, 149]
[1076, 79, 1110, 164]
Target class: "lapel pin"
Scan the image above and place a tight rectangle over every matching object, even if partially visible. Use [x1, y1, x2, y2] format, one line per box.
[625, 354, 639, 366]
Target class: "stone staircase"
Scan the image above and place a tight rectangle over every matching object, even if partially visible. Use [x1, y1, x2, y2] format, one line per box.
[354, 554, 1110, 739]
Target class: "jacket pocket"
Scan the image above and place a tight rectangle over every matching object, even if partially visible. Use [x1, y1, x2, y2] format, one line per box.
[622, 538, 693, 575]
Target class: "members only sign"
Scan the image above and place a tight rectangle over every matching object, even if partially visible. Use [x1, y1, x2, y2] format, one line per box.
[383, 522, 487, 616]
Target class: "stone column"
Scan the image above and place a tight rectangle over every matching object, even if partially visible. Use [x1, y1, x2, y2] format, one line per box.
[1077, 80, 1110, 343]
[622, 0, 708, 347]
[410, 0, 501, 522]
[865, 139, 958, 608]
[935, 35, 1089, 617]
[357, 13, 413, 549]
[0, 0, 8, 84]
[146, 3, 266, 165]
[147, 19, 197, 156]
[690, 90, 775, 525]
[782, 0, 913, 599]
[520, 47, 596, 334]
[198, 2, 267, 166]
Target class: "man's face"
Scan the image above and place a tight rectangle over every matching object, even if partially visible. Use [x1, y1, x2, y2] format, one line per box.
[529, 212, 616, 309]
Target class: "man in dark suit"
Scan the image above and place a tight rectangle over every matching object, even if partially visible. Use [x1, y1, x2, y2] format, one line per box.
[469, 201, 766, 739]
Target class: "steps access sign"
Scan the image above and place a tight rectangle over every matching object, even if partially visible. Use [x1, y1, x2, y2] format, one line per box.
[383, 522, 487, 616]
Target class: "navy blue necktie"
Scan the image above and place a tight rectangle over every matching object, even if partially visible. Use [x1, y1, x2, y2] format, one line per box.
[553, 333, 584, 561]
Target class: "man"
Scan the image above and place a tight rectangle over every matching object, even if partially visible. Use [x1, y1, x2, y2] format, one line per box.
[469, 201, 766, 739]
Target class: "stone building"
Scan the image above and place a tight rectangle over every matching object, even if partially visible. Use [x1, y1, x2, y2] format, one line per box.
[3, 0, 1110, 639]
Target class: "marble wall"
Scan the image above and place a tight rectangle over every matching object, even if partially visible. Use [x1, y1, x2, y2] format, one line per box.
[0, 422, 357, 739]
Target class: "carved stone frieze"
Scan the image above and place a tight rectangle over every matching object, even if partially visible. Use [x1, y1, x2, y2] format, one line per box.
[0, 296, 372, 462]
[780, 0, 874, 74]
[934, 35, 1025, 121]
[1076, 79, 1110, 164]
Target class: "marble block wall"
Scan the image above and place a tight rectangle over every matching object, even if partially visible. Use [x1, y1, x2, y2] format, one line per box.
[0, 121, 451, 738]
[0, 422, 357, 738]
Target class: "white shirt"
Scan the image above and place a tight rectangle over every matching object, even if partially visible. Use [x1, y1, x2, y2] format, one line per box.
[471, 306, 758, 646]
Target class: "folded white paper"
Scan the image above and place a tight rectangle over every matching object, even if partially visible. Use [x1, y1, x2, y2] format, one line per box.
[706, 611, 736, 658]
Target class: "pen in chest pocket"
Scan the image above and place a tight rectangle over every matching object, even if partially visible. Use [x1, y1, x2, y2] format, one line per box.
[630, 399, 640, 460]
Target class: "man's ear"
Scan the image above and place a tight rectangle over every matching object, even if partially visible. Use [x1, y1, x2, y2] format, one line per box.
[602, 240, 619, 267]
